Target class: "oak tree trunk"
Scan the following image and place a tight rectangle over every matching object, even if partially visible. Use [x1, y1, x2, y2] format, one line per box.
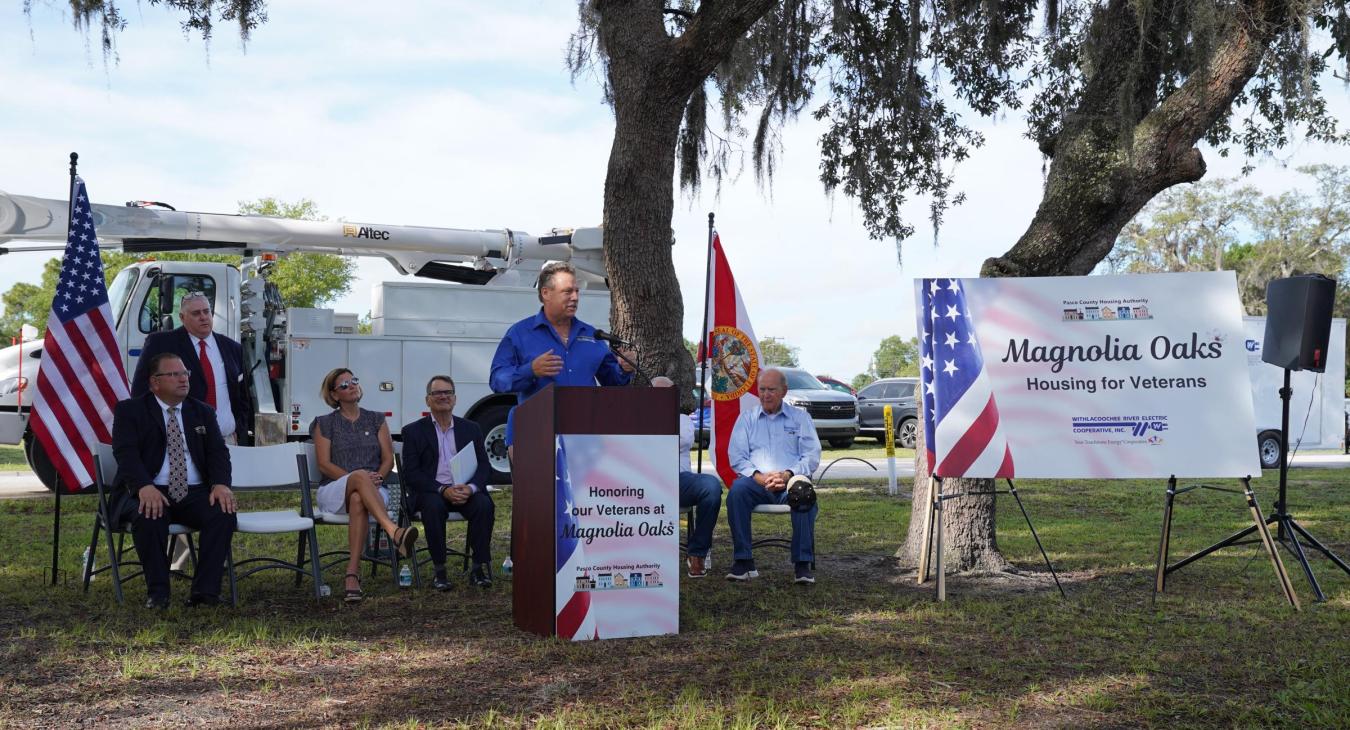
[597, 0, 775, 402]
[898, 0, 1286, 573]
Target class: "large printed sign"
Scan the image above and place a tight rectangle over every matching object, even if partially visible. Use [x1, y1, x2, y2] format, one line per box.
[915, 271, 1260, 478]
[555, 434, 679, 641]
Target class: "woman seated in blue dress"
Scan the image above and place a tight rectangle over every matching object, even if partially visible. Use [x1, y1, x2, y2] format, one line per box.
[311, 367, 418, 602]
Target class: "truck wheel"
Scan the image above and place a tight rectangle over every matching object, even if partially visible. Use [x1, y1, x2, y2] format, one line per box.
[475, 405, 513, 485]
[23, 429, 62, 492]
[828, 437, 855, 449]
[896, 418, 918, 449]
[1257, 430, 1282, 470]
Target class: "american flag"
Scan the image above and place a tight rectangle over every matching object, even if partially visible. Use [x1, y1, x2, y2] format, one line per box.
[553, 436, 596, 640]
[918, 278, 1013, 478]
[29, 177, 130, 491]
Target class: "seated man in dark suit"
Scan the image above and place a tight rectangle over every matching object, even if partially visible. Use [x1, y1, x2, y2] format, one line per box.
[402, 375, 494, 591]
[112, 352, 237, 609]
[130, 292, 250, 574]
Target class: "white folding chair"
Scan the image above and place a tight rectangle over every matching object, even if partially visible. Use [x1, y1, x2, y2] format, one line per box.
[752, 503, 817, 569]
[85, 442, 196, 604]
[224, 443, 324, 604]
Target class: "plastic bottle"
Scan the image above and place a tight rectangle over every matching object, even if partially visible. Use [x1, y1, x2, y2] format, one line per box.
[501, 556, 513, 576]
[318, 583, 332, 597]
[398, 564, 413, 588]
[81, 547, 95, 580]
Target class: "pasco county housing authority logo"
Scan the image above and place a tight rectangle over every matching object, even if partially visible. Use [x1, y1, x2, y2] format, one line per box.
[708, 326, 759, 401]
[1061, 297, 1153, 321]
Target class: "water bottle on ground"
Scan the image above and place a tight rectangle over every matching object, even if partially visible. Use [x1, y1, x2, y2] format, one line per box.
[501, 556, 513, 576]
[399, 564, 413, 588]
[81, 547, 95, 580]
[319, 584, 332, 597]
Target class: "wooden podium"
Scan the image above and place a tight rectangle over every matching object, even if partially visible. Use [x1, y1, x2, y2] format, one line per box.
[512, 384, 678, 638]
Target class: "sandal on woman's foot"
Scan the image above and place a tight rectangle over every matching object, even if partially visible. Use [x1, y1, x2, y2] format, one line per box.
[343, 572, 363, 603]
[394, 526, 419, 558]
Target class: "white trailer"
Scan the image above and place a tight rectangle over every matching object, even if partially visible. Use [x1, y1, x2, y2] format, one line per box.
[1244, 316, 1346, 468]
[0, 188, 614, 488]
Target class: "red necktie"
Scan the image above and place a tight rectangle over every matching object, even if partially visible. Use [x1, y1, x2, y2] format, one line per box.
[198, 339, 217, 409]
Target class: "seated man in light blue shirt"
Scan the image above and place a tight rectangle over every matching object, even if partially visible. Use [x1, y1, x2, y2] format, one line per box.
[725, 367, 821, 584]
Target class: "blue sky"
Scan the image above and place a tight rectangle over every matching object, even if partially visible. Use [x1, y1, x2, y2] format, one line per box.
[3, 2, 1349, 379]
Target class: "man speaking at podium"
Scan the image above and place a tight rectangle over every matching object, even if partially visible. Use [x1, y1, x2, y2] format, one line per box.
[490, 261, 635, 457]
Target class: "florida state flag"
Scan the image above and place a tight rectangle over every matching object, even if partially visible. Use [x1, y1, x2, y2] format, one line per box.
[699, 232, 762, 487]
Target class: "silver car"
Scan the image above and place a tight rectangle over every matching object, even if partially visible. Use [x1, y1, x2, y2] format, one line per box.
[773, 365, 860, 448]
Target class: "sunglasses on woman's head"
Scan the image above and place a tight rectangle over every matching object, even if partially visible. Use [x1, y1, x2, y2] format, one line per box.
[335, 377, 360, 390]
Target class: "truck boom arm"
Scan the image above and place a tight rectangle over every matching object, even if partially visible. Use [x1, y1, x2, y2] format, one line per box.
[0, 190, 605, 279]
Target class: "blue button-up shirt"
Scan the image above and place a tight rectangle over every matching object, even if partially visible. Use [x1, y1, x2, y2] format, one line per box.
[490, 309, 632, 443]
[728, 402, 821, 478]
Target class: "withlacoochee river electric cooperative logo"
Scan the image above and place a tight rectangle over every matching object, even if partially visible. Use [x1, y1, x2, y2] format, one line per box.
[1071, 415, 1168, 444]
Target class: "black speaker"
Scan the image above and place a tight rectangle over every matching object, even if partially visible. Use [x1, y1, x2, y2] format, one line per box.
[1262, 274, 1337, 372]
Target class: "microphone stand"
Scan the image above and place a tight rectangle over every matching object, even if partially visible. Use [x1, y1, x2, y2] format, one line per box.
[609, 344, 652, 383]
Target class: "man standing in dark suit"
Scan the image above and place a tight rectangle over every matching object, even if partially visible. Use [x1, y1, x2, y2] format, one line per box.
[131, 292, 252, 445]
[402, 375, 494, 591]
[113, 352, 237, 609]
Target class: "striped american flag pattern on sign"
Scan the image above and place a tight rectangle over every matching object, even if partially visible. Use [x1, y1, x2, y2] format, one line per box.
[554, 436, 596, 640]
[919, 278, 1014, 478]
[29, 177, 130, 490]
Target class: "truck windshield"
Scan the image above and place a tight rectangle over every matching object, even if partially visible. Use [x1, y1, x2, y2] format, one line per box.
[106, 266, 138, 329]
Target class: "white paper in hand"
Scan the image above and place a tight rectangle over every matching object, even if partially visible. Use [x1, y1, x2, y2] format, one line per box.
[449, 445, 478, 485]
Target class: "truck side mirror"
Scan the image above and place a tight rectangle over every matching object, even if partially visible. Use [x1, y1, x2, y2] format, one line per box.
[159, 314, 174, 332]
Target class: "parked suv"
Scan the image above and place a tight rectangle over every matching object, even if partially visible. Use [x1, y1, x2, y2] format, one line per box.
[773, 365, 860, 448]
[816, 375, 856, 396]
[856, 377, 920, 448]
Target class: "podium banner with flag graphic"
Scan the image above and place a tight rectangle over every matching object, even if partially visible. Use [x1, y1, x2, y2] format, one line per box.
[915, 272, 1259, 478]
[700, 232, 762, 487]
[554, 434, 678, 641]
[30, 176, 130, 491]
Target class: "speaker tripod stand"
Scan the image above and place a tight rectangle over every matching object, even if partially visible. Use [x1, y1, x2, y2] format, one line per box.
[1157, 369, 1349, 604]
[1264, 369, 1350, 600]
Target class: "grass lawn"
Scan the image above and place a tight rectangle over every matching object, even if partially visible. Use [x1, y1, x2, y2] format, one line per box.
[0, 472, 1347, 728]
[0, 444, 27, 472]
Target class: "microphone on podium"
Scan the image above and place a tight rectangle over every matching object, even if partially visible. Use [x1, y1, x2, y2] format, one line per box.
[594, 329, 634, 348]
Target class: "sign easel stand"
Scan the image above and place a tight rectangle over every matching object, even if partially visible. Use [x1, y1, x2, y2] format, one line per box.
[919, 476, 1064, 602]
[1153, 474, 1300, 609]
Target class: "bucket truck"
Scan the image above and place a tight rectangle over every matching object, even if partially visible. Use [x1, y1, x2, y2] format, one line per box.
[0, 189, 612, 489]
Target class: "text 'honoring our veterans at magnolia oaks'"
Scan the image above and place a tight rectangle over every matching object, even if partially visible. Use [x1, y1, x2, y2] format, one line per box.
[915, 271, 1261, 479]
[559, 484, 678, 544]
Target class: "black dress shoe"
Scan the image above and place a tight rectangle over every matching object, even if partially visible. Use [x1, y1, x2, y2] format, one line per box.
[470, 563, 493, 588]
[185, 594, 224, 608]
[145, 596, 170, 610]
